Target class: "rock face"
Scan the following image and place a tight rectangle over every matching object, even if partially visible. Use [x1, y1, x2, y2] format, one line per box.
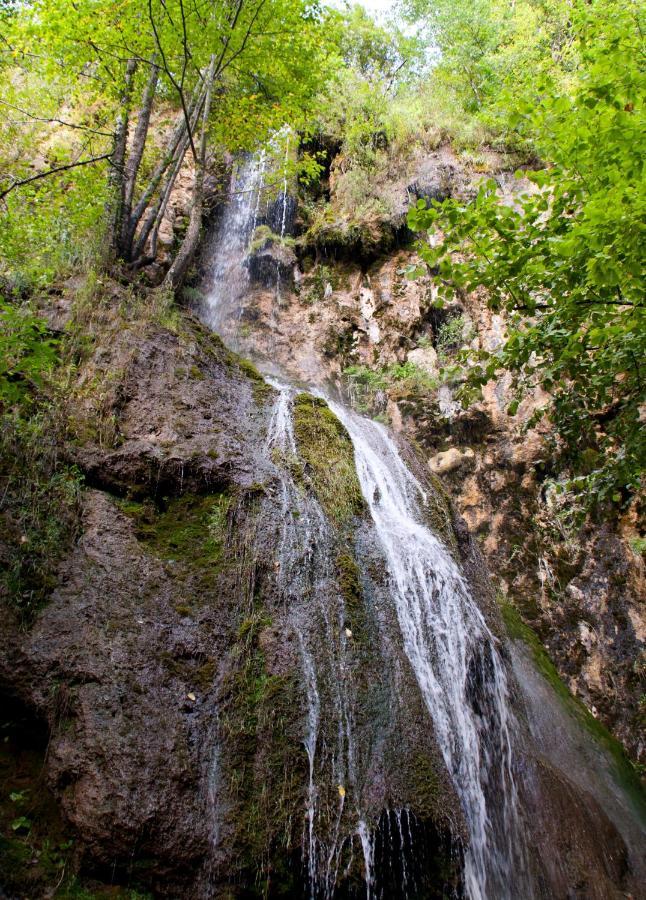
[0, 302, 279, 895]
[247, 238, 297, 288]
[1, 142, 644, 899]
[205, 142, 645, 768]
[429, 447, 475, 475]
[0, 293, 473, 896]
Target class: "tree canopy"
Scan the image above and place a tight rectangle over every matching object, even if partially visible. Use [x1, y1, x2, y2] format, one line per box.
[1, 0, 643, 512]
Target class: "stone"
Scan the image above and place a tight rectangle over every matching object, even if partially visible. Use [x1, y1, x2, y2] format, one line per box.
[428, 447, 475, 475]
[247, 241, 296, 287]
[407, 345, 439, 378]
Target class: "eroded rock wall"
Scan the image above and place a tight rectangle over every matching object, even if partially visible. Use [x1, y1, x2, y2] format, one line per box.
[0, 284, 470, 896]
[205, 143, 645, 767]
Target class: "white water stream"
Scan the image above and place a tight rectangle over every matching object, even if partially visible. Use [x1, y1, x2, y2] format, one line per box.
[327, 401, 525, 899]
[264, 381, 376, 898]
[202, 150, 529, 899]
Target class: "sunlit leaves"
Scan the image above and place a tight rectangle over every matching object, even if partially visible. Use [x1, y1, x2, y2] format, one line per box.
[0, 301, 59, 403]
[409, 0, 646, 509]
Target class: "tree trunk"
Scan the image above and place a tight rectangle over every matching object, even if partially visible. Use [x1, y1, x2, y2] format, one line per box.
[132, 132, 189, 266]
[121, 82, 204, 260]
[119, 57, 159, 255]
[164, 57, 216, 292]
[105, 58, 137, 258]
[130, 86, 205, 264]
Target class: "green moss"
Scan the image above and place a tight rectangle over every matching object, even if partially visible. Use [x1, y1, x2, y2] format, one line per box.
[158, 652, 216, 690]
[118, 492, 232, 606]
[120, 493, 230, 566]
[292, 394, 365, 526]
[55, 879, 153, 898]
[248, 224, 294, 254]
[501, 601, 646, 822]
[237, 357, 264, 382]
[336, 551, 369, 641]
[303, 214, 395, 259]
[220, 609, 306, 892]
[0, 412, 83, 623]
[235, 357, 272, 400]
[408, 752, 441, 817]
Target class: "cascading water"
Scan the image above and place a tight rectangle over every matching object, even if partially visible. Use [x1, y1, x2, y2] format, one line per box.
[263, 379, 378, 898]
[201, 144, 530, 899]
[201, 129, 293, 349]
[201, 153, 267, 344]
[326, 400, 527, 900]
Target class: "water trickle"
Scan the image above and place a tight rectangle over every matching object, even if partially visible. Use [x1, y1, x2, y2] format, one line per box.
[280, 130, 290, 240]
[263, 381, 380, 898]
[201, 140, 531, 900]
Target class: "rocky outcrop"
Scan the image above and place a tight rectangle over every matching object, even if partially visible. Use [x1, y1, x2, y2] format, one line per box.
[1, 140, 643, 898]
[247, 236, 297, 288]
[203, 143, 646, 768]
[0, 288, 473, 896]
[1, 300, 279, 895]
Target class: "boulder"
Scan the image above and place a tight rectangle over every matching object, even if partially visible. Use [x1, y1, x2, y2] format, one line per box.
[429, 447, 475, 475]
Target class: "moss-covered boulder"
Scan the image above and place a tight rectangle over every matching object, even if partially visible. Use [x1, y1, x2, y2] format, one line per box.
[292, 393, 365, 526]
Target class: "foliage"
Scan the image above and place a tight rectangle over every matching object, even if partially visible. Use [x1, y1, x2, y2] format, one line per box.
[409, 0, 646, 510]
[0, 0, 339, 287]
[0, 301, 58, 403]
[0, 412, 83, 621]
[305, 6, 436, 216]
[403, 0, 577, 146]
[343, 361, 438, 415]
[435, 314, 469, 362]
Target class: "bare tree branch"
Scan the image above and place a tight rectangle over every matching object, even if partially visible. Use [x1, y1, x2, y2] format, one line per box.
[0, 100, 113, 137]
[123, 80, 205, 258]
[148, 0, 198, 161]
[164, 53, 216, 289]
[120, 55, 160, 249]
[0, 153, 112, 202]
[216, 0, 269, 80]
[131, 70, 208, 262]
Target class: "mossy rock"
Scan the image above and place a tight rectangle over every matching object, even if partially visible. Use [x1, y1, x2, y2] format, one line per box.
[303, 216, 398, 262]
[292, 394, 365, 526]
[336, 550, 370, 643]
[220, 611, 307, 890]
[407, 751, 442, 818]
[118, 492, 230, 585]
[501, 600, 646, 822]
[0, 414, 83, 623]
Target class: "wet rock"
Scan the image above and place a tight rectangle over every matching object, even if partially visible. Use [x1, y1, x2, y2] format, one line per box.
[0, 489, 221, 893]
[246, 239, 296, 287]
[67, 313, 271, 497]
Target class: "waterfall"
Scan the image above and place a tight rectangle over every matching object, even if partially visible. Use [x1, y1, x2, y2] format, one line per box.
[264, 380, 378, 898]
[201, 154, 267, 344]
[203, 129, 293, 346]
[326, 400, 526, 900]
[201, 145, 529, 900]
